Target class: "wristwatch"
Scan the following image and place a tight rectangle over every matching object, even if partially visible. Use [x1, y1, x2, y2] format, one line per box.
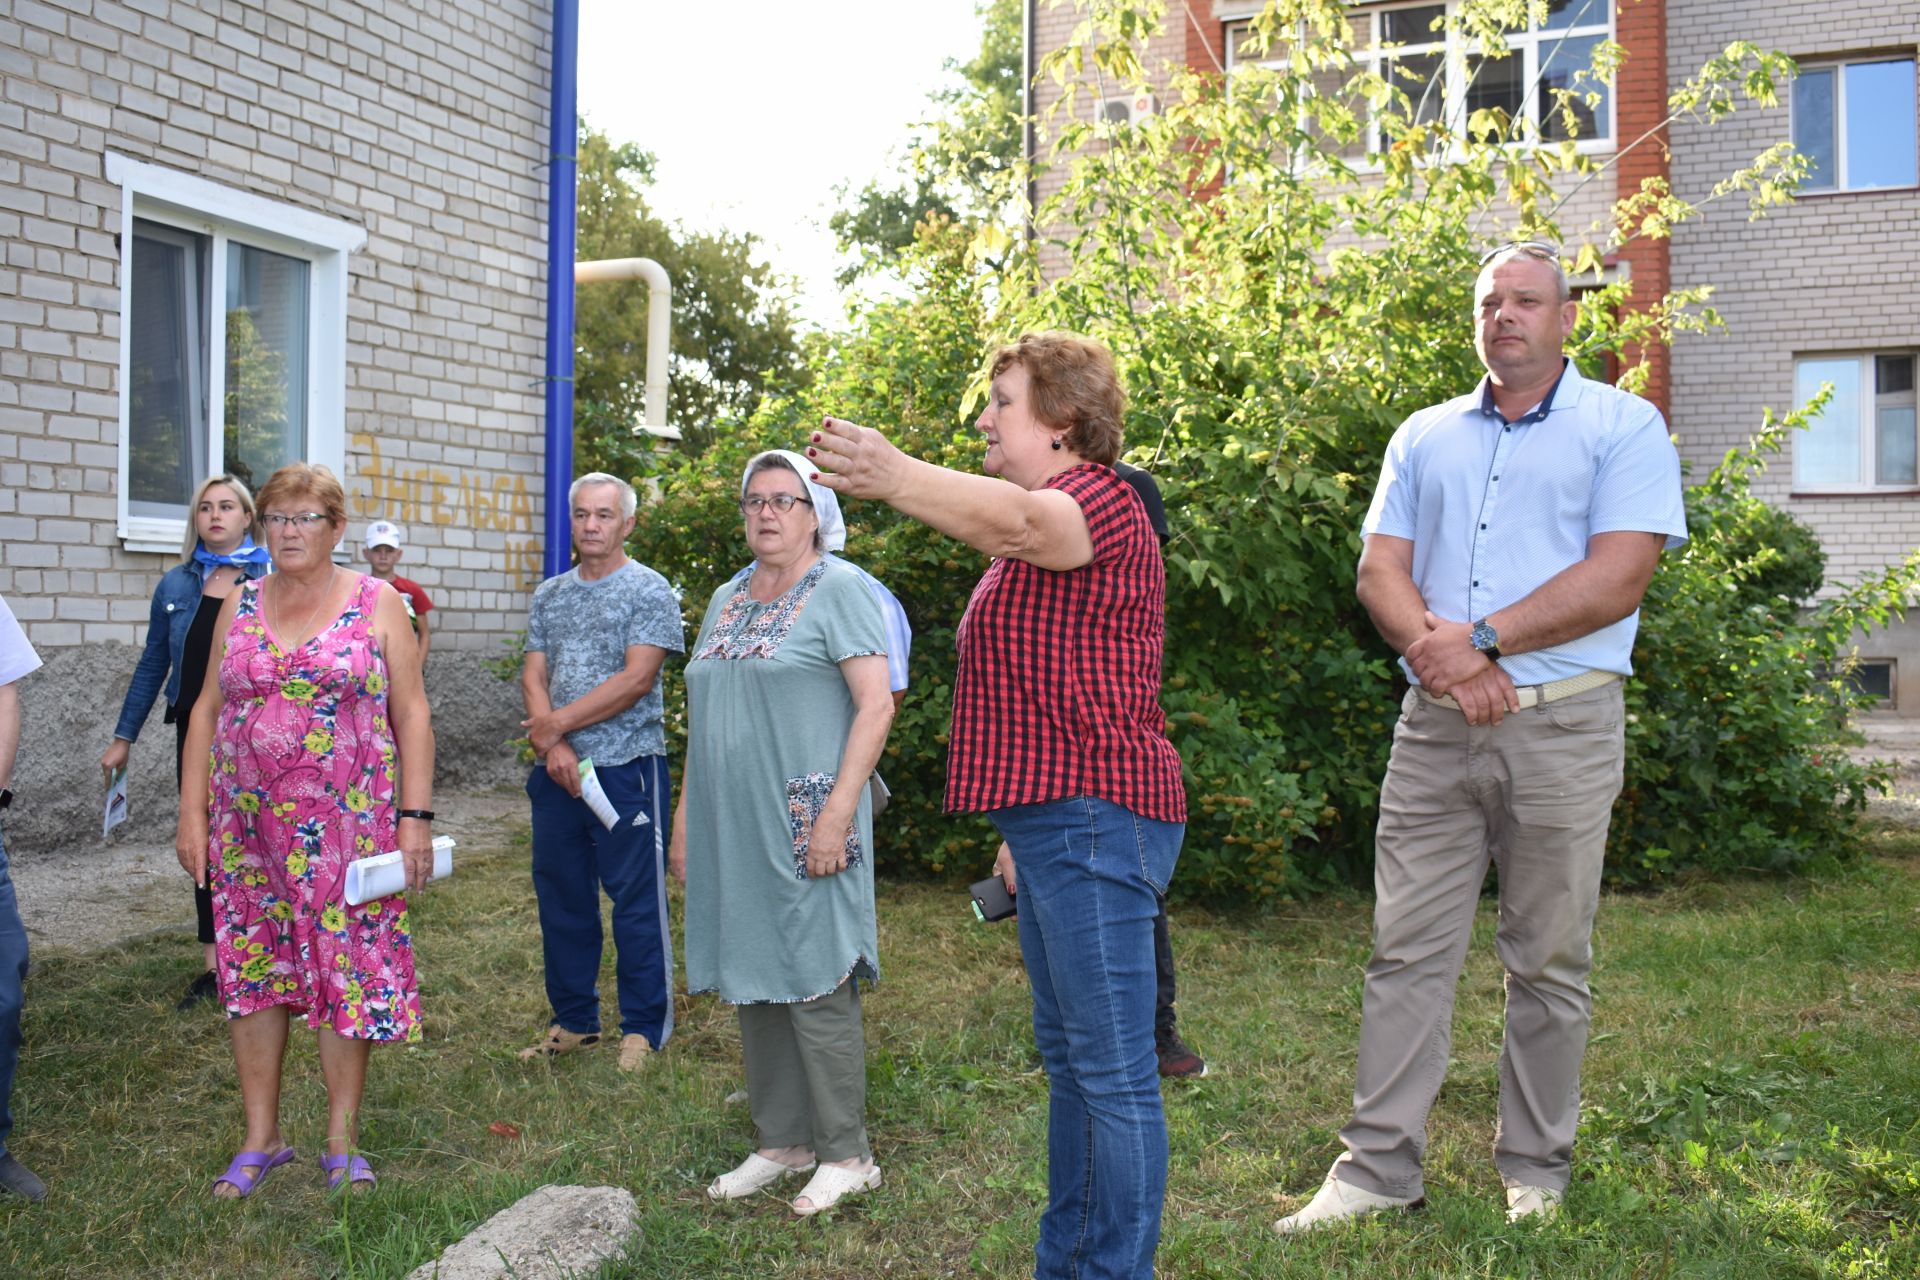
[0, 788, 12, 811]
[1470, 620, 1502, 662]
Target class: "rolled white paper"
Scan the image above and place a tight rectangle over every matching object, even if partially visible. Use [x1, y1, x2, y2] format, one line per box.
[344, 834, 457, 906]
[578, 758, 620, 831]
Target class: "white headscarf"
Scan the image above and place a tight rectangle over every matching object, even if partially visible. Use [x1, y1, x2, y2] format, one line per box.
[740, 449, 846, 552]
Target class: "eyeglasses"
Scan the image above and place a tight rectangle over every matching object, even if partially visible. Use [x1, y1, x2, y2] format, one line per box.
[1479, 239, 1562, 266]
[739, 494, 813, 515]
[262, 512, 329, 530]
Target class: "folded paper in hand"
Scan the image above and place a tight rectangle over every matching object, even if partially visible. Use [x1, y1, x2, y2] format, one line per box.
[345, 834, 457, 906]
[578, 757, 620, 831]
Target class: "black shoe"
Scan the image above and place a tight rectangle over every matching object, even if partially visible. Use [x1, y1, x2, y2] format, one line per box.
[1156, 1030, 1208, 1079]
[177, 970, 218, 1012]
[0, 1153, 47, 1202]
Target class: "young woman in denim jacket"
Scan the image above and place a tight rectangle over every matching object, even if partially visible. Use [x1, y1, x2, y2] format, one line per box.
[100, 475, 270, 1007]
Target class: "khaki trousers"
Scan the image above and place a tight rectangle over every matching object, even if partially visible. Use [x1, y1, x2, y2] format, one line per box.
[737, 979, 870, 1164]
[1334, 682, 1624, 1199]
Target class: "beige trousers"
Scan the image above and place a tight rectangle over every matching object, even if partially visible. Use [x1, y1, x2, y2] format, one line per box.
[1334, 681, 1624, 1199]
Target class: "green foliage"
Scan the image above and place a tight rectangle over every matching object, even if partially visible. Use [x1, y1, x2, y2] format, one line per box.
[1613, 400, 1920, 885]
[573, 121, 806, 463]
[628, 0, 1909, 897]
[634, 221, 999, 875]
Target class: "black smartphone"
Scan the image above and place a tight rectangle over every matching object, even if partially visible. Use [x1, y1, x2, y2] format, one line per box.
[969, 873, 1016, 923]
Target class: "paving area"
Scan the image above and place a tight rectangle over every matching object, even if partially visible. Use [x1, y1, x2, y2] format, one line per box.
[11, 720, 1920, 959]
[9, 785, 528, 956]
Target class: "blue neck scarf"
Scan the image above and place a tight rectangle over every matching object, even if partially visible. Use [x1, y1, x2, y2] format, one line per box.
[193, 537, 272, 576]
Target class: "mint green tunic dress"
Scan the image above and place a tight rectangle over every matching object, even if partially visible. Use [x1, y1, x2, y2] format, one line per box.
[683, 558, 886, 1004]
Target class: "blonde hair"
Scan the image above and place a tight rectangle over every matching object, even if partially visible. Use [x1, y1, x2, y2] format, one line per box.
[987, 332, 1127, 465]
[180, 473, 259, 561]
[254, 462, 348, 530]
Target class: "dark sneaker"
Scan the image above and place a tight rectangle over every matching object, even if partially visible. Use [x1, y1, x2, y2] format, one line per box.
[176, 969, 219, 1012]
[0, 1153, 47, 1202]
[1156, 1031, 1208, 1079]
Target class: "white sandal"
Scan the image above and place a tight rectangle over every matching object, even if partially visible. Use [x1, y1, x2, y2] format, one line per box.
[791, 1161, 882, 1216]
[706, 1152, 815, 1201]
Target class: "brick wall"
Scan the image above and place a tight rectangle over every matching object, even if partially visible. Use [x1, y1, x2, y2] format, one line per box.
[1667, 0, 1920, 702]
[0, 0, 553, 654]
[1613, 0, 1670, 419]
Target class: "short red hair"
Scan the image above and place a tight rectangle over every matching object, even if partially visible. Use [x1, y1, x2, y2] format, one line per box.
[988, 332, 1126, 465]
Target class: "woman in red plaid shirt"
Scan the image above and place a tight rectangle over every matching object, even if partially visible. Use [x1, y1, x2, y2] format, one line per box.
[811, 332, 1185, 1280]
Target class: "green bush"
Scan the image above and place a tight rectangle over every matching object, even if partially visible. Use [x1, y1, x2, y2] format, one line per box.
[1612, 403, 1913, 885]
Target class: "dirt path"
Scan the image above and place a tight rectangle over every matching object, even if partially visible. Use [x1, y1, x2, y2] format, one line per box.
[14, 720, 1920, 957]
[10, 786, 528, 955]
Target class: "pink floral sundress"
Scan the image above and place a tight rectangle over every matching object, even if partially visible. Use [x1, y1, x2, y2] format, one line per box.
[208, 573, 421, 1041]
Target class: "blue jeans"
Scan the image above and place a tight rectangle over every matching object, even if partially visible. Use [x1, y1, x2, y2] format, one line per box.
[0, 829, 27, 1158]
[991, 797, 1185, 1280]
[526, 755, 675, 1046]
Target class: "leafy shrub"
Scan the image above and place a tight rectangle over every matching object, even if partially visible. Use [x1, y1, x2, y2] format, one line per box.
[1612, 403, 1914, 885]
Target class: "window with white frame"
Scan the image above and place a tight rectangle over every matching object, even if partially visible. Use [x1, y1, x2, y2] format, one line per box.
[1795, 351, 1918, 490]
[1792, 56, 1918, 193]
[106, 155, 364, 551]
[1225, 0, 1614, 152]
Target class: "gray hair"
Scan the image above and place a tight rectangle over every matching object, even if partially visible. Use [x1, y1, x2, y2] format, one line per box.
[569, 471, 637, 519]
[1478, 241, 1571, 303]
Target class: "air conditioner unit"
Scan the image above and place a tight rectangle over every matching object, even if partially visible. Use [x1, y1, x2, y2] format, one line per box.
[1098, 92, 1158, 128]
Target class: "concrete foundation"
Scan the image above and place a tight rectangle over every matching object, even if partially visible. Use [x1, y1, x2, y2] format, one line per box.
[4, 644, 526, 859]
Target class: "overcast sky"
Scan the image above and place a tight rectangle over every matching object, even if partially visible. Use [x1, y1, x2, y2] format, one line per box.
[576, 0, 988, 328]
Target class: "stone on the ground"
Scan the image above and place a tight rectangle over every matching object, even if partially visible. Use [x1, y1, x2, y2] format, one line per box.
[406, 1184, 640, 1280]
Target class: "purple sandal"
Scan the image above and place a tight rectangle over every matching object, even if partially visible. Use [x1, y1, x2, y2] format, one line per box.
[212, 1147, 296, 1197]
[322, 1153, 377, 1192]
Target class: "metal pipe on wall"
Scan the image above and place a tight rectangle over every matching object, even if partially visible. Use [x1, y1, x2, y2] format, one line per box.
[541, 0, 580, 581]
[573, 257, 672, 437]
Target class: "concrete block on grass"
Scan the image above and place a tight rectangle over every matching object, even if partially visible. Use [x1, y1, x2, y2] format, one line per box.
[407, 1184, 640, 1280]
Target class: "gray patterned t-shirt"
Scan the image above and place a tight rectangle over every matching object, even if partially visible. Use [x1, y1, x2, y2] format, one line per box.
[525, 559, 684, 766]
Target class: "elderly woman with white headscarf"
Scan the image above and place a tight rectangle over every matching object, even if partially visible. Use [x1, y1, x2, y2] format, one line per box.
[669, 449, 895, 1218]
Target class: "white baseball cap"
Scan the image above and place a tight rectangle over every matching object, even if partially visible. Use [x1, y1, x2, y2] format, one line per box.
[365, 520, 403, 550]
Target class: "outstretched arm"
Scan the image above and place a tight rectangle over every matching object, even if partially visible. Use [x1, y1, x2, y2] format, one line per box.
[806, 417, 1094, 571]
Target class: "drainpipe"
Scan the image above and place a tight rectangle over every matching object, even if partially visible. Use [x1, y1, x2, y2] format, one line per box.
[574, 257, 676, 439]
[542, 0, 580, 580]
[1023, 0, 1037, 247]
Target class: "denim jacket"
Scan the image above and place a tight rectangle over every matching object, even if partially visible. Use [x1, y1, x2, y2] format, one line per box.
[113, 559, 270, 742]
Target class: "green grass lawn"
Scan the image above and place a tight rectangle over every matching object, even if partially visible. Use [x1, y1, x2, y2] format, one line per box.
[5, 815, 1917, 1278]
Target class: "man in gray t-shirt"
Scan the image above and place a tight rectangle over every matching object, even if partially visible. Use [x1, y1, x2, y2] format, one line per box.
[519, 474, 684, 1071]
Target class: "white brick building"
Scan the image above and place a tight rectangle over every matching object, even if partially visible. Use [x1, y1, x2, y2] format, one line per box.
[1667, 0, 1920, 709]
[1, 0, 557, 850]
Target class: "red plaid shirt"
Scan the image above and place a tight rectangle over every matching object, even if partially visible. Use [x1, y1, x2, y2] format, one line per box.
[946, 464, 1186, 822]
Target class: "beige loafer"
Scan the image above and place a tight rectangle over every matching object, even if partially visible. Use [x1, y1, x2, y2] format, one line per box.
[1505, 1184, 1562, 1223]
[1274, 1173, 1422, 1234]
[517, 1024, 601, 1060]
[791, 1161, 882, 1216]
[707, 1152, 815, 1201]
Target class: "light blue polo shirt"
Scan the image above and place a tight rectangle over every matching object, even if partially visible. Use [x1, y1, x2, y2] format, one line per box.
[1361, 359, 1688, 687]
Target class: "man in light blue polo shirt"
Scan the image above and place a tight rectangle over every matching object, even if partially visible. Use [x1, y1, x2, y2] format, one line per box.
[1277, 242, 1687, 1234]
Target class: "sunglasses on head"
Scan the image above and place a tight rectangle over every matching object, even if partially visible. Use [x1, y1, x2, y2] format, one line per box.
[1479, 239, 1562, 266]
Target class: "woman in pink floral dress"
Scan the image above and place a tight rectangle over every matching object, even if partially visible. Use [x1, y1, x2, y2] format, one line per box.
[175, 463, 435, 1198]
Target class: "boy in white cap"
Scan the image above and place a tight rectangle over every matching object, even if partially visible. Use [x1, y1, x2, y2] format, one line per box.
[363, 520, 433, 658]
